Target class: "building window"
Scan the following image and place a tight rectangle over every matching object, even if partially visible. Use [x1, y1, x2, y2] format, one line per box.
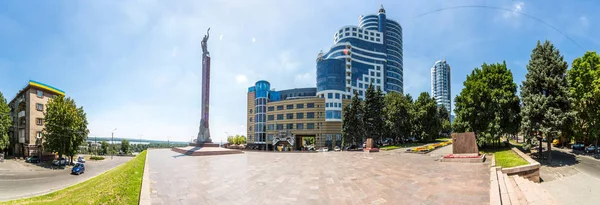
[336, 134, 341, 141]
[286, 124, 294, 130]
[377, 86, 381, 90]
[276, 124, 284, 130]
[352, 28, 356, 31]
[36, 118, 43, 125]
[359, 83, 363, 88]
[249, 117, 253, 122]
[376, 66, 380, 70]
[370, 37, 374, 41]
[267, 124, 274, 130]
[249, 109, 253, 114]
[268, 106, 274, 111]
[296, 123, 304, 130]
[268, 134, 273, 141]
[37, 131, 43, 139]
[307, 123, 315, 129]
[376, 33, 380, 37]
[376, 38, 380, 42]
[307, 103, 315, 108]
[277, 105, 284, 110]
[376, 79, 381, 84]
[277, 114, 284, 120]
[307, 112, 315, 119]
[345, 28, 349, 31]
[326, 134, 333, 141]
[352, 33, 357, 36]
[248, 126, 252, 131]
[296, 103, 304, 109]
[358, 34, 363, 38]
[335, 93, 340, 99]
[286, 104, 293, 109]
[370, 71, 375, 76]
[325, 103, 328, 108]
[286, 113, 293, 119]
[36, 103, 43, 111]
[37, 90, 43, 98]
[327, 93, 333, 99]
[268, 115, 274, 121]
[359, 90, 363, 96]
[296, 113, 304, 119]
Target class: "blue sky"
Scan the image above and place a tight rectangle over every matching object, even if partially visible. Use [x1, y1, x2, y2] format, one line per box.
[0, 0, 597, 143]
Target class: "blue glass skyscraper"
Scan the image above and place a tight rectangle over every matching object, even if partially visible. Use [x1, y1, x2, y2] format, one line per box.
[316, 5, 403, 121]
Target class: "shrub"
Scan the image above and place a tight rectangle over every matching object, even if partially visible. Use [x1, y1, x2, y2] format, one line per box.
[90, 156, 105, 160]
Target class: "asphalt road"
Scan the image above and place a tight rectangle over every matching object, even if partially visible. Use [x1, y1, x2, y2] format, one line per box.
[551, 147, 600, 179]
[0, 156, 132, 201]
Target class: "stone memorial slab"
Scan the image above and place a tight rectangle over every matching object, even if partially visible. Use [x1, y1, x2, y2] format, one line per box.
[452, 132, 478, 155]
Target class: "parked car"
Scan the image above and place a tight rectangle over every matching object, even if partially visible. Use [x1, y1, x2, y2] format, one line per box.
[334, 146, 341, 152]
[26, 156, 40, 163]
[71, 163, 85, 175]
[585, 145, 597, 153]
[552, 139, 560, 147]
[77, 156, 86, 163]
[53, 157, 68, 166]
[571, 142, 585, 150]
[322, 147, 329, 152]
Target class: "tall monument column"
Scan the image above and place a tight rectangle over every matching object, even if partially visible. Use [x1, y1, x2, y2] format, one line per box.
[197, 28, 212, 144]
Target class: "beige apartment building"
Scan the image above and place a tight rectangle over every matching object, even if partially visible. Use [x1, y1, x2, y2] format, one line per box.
[247, 81, 350, 151]
[8, 80, 65, 158]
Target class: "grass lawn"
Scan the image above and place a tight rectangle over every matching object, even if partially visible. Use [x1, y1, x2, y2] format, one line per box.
[481, 146, 528, 168]
[381, 143, 426, 151]
[2, 150, 147, 205]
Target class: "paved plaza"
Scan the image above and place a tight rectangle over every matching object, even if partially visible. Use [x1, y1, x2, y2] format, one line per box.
[145, 148, 489, 205]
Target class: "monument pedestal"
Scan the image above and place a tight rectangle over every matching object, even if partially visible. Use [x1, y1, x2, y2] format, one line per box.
[188, 142, 220, 147]
[172, 146, 242, 156]
[363, 138, 379, 153]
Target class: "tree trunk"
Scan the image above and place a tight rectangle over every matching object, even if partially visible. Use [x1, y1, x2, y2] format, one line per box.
[547, 136, 552, 162]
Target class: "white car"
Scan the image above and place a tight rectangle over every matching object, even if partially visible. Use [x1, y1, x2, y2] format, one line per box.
[77, 156, 86, 163]
[323, 147, 329, 152]
[334, 146, 341, 152]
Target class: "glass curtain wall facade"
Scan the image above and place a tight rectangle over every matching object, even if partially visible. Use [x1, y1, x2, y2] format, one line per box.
[430, 60, 451, 115]
[254, 80, 270, 143]
[316, 5, 403, 121]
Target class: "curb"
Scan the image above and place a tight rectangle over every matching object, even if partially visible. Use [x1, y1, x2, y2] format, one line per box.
[139, 151, 151, 205]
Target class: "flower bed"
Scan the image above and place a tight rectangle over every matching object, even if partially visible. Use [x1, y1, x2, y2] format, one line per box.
[407, 140, 453, 153]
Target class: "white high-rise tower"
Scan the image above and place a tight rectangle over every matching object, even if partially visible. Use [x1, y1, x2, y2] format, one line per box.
[431, 60, 451, 116]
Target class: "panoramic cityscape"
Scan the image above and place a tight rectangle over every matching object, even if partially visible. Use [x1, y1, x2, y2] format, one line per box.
[1, 1, 599, 204]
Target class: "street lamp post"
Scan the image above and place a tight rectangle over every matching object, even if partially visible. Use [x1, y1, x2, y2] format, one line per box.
[167, 136, 170, 147]
[111, 128, 117, 159]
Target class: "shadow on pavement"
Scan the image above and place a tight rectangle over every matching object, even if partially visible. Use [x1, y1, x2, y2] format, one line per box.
[535, 150, 579, 167]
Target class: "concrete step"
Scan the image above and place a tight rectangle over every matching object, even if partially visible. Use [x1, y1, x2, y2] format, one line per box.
[513, 175, 558, 205]
[497, 170, 510, 204]
[509, 176, 528, 205]
[503, 173, 520, 205]
[490, 167, 501, 205]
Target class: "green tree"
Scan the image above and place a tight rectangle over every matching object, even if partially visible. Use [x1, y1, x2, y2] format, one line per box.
[414, 92, 440, 142]
[227, 136, 234, 144]
[0, 92, 11, 154]
[43, 96, 89, 163]
[101, 141, 109, 155]
[234, 135, 246, 145]
[121, 139, 130, 154]
[363, 84, 386, 143]
[521, 40, 572, 162]
[568, 51, 600, 153]
[342, 91, 365, 147]
[438, 105, 452, 137]
[454, 62, 521, 146]
[384, 92, 412, 143]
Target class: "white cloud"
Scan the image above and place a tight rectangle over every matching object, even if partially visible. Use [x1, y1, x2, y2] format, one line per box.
[252, 37, 256, 43]
[503, 2, 524, 19]
[294, 72, 315, 87]
[235, 74, 248, 84]
[580, 16, 588, 27]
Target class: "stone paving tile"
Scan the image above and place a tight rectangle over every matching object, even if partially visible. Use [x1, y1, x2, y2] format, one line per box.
[147, 149, 490, 205]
